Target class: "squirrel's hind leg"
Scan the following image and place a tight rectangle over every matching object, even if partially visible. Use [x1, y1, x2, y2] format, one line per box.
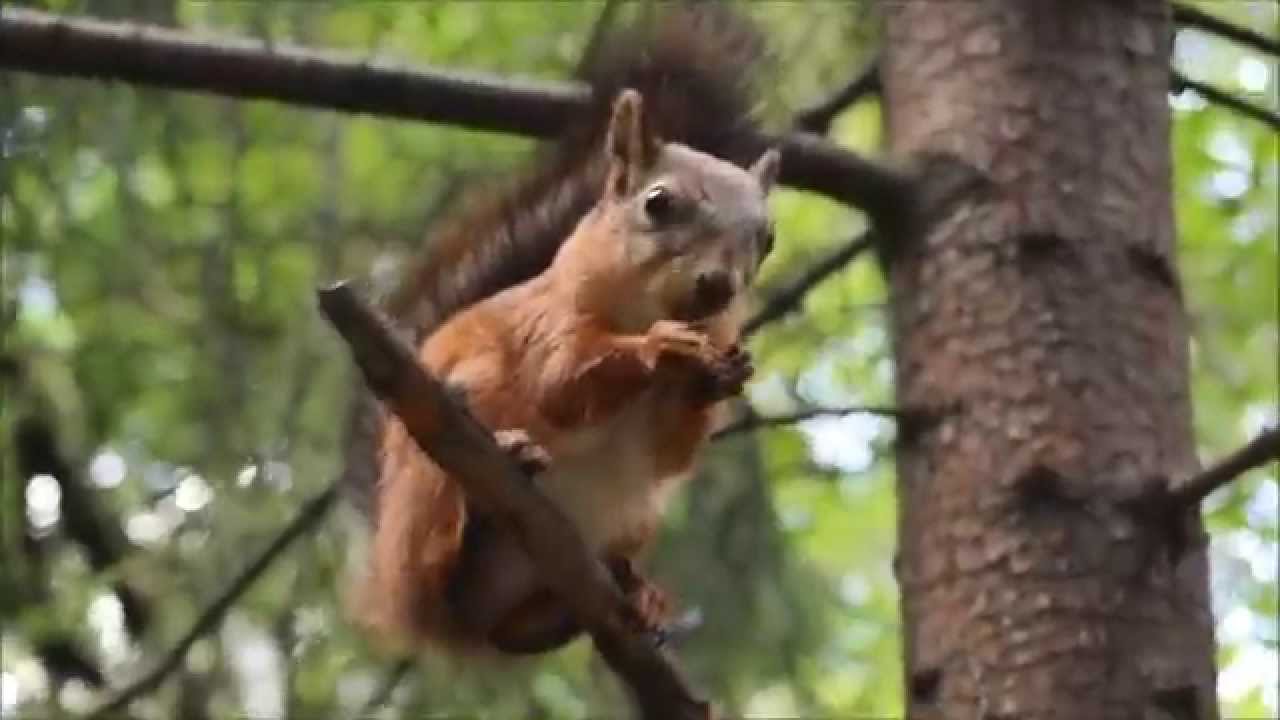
[447, 514, 584, 653]
[447, 428, 583, 653]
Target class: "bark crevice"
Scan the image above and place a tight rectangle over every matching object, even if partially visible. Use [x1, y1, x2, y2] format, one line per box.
[883, 1, 1217, 718]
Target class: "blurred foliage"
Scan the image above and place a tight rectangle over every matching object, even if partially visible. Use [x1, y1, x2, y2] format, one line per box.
[1, 1, 1275, 718]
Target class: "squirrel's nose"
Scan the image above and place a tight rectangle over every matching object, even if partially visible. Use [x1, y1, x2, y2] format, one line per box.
[695, 271, 734, 313]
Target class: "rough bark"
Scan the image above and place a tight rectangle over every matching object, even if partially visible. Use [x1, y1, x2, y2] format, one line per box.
[881, 2, 1218, 719]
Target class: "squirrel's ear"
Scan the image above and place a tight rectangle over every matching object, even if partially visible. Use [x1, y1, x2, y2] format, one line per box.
[605, 89, 659, 196]
[749, 148, 781, 195]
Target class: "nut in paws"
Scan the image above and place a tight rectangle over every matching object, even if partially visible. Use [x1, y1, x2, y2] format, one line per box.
[694, 344, 754, 401]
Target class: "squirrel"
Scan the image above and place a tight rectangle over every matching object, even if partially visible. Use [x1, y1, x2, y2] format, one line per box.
[341, 4, 780, 657]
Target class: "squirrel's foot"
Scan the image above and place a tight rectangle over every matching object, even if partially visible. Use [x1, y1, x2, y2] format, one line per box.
[608, 556, 672, 646]
[494, 429, 551, 477]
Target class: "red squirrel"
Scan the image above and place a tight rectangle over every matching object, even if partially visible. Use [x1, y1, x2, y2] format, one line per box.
[341, 5, 779, 657]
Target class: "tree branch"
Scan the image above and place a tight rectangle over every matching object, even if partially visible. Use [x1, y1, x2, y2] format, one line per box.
[714, 404, 901, 441]
[15, 416, 153, 638]
[0, 6, 909, 220]
[575, 0, 622, 76]
[85, 485, 338, 720]
[1172, 426, 1280, 509]
[1174, 4, 1280, 58]
[743, 232, 875, 337]
[793, 57, 881, 135]
[316, 282, 711, 720]
[1172, 69, 1280, 130]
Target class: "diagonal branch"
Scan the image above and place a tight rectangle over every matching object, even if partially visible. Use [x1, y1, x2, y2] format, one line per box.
[713, 404, 901, 441]
[316, 282, 711, 720]
[1172, 69, 1280, 130]
[1174, 4, 1280, 58]
[85, 485, 338, 720]
[0, 6, 910, 221]
[743, 231, 875, 337]
[575, 0, 622, 75]
[1172, 425, 1280, 509]
[793, 57, 881, 135]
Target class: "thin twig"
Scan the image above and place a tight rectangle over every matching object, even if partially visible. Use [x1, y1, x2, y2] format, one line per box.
[350, 658, 415, 720]
[0, 6, 909, 220]
[316, 282, 711, 720]
[1174, 4, 1280, 58]
[575, 0, 621, 75]
[1172, 69, 1280, 130]
[714, 404, 900, 441]
[85, 485, 339, 720]
[1173, 426, 1280, 508]
[743, 231, 875, 337]
[737, 59, 887, 339]
[793, 57, 881, 135]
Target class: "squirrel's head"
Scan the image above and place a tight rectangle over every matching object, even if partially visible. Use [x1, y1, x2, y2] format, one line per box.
[559, 89, 780, 333]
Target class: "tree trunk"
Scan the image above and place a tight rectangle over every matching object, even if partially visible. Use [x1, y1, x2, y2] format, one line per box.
[882, 2, 1219, 719]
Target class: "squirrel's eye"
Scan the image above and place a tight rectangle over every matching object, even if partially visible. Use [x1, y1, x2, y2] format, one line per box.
[643, 186, 676, 224]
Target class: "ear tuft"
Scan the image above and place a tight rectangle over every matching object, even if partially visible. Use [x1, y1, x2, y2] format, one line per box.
[749, 148, 781, 194]
[604, 89, 658, 196]
[607, 89, 644, 159]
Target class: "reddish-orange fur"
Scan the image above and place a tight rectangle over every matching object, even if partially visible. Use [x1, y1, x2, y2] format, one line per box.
[362, 285, 738, 652]
[351, 15, 780, 660]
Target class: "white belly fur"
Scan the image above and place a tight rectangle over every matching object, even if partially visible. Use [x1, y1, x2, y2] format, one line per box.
[534, 392, 685, 553]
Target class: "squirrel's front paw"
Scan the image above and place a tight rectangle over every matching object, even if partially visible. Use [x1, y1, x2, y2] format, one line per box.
[692, 343, 753, 403]
[641, 320, 721, 370]
[494, 429, 551, 477]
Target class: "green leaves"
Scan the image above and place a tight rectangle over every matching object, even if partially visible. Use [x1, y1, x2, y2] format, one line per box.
[0, 2, 1274, 718]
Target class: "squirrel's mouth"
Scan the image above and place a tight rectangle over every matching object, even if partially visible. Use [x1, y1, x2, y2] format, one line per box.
[673, 291, 735, 322]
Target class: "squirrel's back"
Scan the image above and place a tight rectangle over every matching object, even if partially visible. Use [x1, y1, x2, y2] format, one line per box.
[342, 4, 771, 521]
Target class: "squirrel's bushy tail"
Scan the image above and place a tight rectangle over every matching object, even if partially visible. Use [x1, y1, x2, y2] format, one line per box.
[389, 2, 769, 337]
[342, 3, 769, 522]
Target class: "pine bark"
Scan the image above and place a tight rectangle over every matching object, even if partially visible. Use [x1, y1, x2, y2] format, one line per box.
[881, 2, 1219, 719]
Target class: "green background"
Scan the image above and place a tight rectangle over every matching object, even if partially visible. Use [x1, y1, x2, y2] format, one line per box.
[2, 1, 1275, 718]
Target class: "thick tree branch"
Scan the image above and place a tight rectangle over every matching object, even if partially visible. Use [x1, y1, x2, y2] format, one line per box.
[0, 7, 909, 220]
[85, 485, 338, 720]
[1172, 69, 1280, 130]
[1174, 4, 1280, 58]
[316, 282, 711, 720]
[743, 232, 875, 336]
[1172, 426, 1280, 508]
[0, 7, 581, 136]
[714, 404, 901, 441]
[793, 58, 881, 135]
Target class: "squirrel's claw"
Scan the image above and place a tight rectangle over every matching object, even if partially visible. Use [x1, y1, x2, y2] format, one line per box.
[494, 429, 552, 476]
[647, 625, 671, 648]
[642, 321, 754, 401]
[642, 320, 722, 370]
[608, 556, 673, 642]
